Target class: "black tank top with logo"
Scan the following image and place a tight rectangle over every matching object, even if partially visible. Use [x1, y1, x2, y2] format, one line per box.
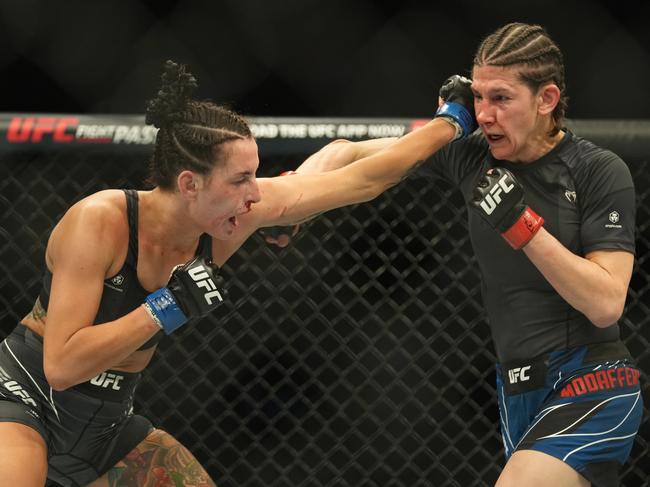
[39, 189, 213, 350]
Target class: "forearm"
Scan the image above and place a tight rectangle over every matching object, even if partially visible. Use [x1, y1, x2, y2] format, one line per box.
[524, 229, 628, 326]
[357, 118, 456, 196]
[295, 137, 399, 174]
[44, 307, 159, 389]
[252, 118, 456, 228]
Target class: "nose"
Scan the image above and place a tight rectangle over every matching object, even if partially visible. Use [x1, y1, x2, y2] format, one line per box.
[248, 179, 262, 204]
[475, 100, 494, 125]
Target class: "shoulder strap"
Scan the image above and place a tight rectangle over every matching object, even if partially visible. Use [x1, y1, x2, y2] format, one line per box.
[196, 233, 213, 262]
[123, 189, 139, 267]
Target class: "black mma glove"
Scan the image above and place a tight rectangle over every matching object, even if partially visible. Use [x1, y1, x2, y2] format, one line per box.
[434, 75, 477, 140]
[143, 256, 225, 334]
[258, 170, 300, 246]
[471, 167, 544, 250]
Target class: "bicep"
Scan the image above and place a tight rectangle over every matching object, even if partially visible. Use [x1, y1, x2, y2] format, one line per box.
[296, 138, 398, 174]
[44, 206, 119, 351]
[46, 258, 106, 342]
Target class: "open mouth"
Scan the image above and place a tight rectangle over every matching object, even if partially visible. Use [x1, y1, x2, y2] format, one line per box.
[486, 134, 504, 143]
[228, 216, 238, 227]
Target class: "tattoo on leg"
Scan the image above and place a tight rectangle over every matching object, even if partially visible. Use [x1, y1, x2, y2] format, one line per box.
[104, 429, 216, 487]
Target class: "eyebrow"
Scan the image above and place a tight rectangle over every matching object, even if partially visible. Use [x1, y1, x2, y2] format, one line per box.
[473, 86, 512, 95]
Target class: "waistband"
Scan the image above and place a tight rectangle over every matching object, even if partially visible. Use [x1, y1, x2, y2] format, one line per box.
[8, 324, 46, 352]
[8, 325, 140, 401]
[498, 340, 634, 395]
[499, 340, 632, 371]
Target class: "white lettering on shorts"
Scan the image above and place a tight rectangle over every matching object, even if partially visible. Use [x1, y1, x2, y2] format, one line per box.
[508, 366, 531, 384]
[3, 380, 38, 407]
[90, 372, 124, 390]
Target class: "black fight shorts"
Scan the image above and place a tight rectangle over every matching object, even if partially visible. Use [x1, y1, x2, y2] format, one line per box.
[0, 325, 152, 487]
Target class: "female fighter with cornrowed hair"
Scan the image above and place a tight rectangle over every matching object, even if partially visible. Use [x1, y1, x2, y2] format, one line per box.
[0, 60, 475, 487]
[419, 23, 642, 486]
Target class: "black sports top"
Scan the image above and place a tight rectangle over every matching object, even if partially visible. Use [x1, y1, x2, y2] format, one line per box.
[421, 131, 636, 363]
[39, 189, 213, 351]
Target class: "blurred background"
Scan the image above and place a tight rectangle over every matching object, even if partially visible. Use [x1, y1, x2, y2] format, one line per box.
[0, 0, 648, 119]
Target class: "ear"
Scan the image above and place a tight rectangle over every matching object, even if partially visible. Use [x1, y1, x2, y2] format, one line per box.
[177, 170, 201, 199]
[537, 83, 561, 116]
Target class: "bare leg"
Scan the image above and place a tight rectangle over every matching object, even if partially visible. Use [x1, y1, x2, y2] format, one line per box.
[0, 422, 48, 487]
[496, 450, 590, 487]
[86, 428, 216, 487]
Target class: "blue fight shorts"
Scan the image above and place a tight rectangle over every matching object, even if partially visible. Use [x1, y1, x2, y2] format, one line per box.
[496, 341, 643, 487]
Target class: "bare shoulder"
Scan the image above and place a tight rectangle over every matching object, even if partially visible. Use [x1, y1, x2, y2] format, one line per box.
[47, 189, 129, 270]
[56, 190, 127, 230]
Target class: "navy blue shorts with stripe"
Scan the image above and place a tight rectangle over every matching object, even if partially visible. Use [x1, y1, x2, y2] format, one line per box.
[496, 341, 643, 487]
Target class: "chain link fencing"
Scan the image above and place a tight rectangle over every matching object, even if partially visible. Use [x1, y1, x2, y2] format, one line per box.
[0, 116, 648, 486]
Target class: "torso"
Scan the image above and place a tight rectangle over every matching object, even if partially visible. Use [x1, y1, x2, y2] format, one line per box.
[426, 131, 635, 362]
[22, 189, 213, 372]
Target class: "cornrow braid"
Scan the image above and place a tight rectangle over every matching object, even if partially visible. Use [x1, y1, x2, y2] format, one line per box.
[145, 60, 252, 190]
[474, 23, 568, 135]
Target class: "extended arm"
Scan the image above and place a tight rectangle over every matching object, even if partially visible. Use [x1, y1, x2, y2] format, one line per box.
[258, 75, 476, 247]
[214, 75, 476, 263]
[258, 138, 399, 246]
[213, 118, 458, 264]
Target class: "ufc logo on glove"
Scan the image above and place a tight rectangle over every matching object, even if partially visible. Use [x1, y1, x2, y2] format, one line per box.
[144, 256, 226, 334]
[471, 167, 544, 250]
[479, 174, 515, 215]
[188, 265, 223, 305]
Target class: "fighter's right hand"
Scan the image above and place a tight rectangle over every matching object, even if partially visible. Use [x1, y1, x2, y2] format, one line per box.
[143, 256, 225, 334]
[471, 167, 544, 250]
[434, 75, 477, 140]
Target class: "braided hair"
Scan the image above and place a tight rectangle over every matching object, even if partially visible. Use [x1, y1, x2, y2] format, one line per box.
[145, 60, 252, 189]
[473, 23, 568, 135]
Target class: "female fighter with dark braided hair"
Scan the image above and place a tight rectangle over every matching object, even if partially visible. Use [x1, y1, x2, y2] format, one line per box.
[421, 23, 642, 487]
[0, 60, 475, 486]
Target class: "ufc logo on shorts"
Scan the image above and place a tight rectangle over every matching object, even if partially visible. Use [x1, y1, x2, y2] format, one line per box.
[188, 265, 223, 305]
[90, 372, 124, 390]
[480, 174, 514, 215]
[3, 381, 37, 407]
[508, 366, 531, 384]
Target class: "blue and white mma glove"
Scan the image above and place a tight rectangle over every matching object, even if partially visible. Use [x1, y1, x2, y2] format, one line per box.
[143, 256, 225, 334]
[435, 75, 477, 140]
